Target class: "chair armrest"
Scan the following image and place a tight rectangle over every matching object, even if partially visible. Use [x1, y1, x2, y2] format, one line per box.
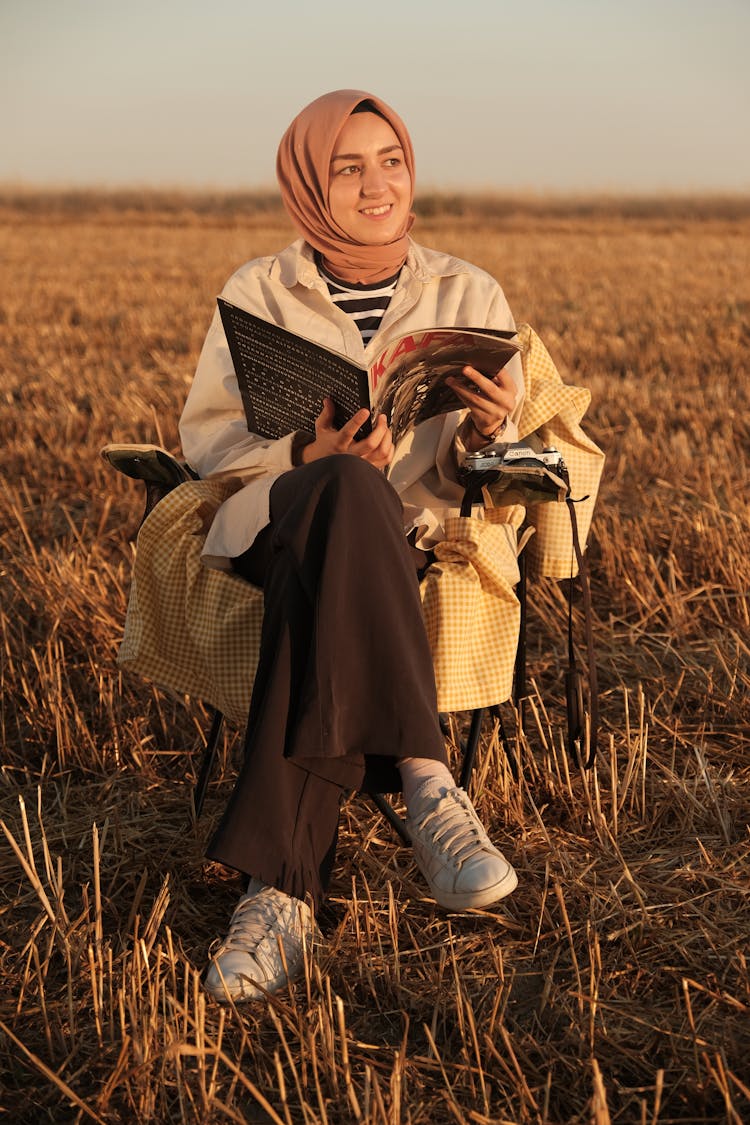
[100, 443, 199, 526]
[100, 443, 197, 486]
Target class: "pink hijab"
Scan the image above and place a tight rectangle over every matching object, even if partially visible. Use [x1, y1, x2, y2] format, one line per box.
[276, 89, 416, 284]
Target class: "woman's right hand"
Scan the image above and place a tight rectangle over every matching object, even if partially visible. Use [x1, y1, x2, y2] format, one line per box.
[301, 397, 394, 468]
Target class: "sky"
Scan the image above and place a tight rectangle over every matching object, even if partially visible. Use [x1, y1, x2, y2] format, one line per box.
[1, 0, 749, 194]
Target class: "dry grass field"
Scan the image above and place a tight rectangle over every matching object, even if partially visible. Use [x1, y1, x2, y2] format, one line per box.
[1, 191, 749, 1124]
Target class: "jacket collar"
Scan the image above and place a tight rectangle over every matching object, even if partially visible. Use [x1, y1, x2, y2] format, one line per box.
[275, 238, 470, 290]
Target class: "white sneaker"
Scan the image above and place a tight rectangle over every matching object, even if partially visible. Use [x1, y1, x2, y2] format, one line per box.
[406, 784, 518, 910]
[204, 879, 320, 1003]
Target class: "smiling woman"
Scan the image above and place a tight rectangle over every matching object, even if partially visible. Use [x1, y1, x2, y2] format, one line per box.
[122, 88, 600, 1008]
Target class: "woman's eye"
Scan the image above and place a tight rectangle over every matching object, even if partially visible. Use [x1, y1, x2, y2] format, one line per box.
[384, 157, 401, 167]
[339, 164, 360, 176]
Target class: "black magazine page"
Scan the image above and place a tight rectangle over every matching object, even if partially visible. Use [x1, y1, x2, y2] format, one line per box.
[218, 299, 371, 439]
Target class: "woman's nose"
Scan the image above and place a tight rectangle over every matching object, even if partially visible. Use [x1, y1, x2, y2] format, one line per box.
[360, 164, 387, 196]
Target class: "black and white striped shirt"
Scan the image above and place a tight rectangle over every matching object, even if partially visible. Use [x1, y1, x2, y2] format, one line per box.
[318, 260, 401, 345]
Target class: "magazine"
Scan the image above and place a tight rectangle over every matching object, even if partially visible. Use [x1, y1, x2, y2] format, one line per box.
[217, 298, 520, 444]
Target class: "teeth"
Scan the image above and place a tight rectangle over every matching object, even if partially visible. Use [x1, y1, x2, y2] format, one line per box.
[361, 204, 391, 215]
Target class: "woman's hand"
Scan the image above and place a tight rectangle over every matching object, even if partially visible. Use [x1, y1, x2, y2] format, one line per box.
[301, 397, 394, 467]
[447, 365, 517, 450]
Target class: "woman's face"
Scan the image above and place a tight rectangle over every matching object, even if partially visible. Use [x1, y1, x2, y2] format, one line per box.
[328, 111, 412, 246]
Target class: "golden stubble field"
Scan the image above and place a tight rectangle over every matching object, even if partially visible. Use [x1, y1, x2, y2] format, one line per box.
[1, 192, 749, 1124]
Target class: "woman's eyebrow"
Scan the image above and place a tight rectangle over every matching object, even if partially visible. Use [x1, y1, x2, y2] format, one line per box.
[330, 144, 403, 164]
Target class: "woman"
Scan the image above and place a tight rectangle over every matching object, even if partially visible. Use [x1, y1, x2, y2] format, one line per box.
[179, 90, 525, 1003]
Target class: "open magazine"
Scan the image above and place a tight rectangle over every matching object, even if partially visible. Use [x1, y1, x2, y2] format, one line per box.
[217, 299, 520, 445]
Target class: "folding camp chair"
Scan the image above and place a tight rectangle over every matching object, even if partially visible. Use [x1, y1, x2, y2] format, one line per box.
[102, 443, 597, 843]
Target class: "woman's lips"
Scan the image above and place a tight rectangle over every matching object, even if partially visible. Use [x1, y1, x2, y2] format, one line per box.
[359, 203, 393, 218]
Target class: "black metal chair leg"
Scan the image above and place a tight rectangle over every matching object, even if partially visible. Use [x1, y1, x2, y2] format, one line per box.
[492, 704, 519, 780]
[459, 708, 485, 790]
[369, 792, 412, 845]
[193, 709, 225, 818]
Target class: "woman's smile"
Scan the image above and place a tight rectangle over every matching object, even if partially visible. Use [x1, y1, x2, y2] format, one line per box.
[359, 202, 397, 220]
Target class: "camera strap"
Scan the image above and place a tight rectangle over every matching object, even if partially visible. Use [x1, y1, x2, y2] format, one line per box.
[564, 496, 599, 768]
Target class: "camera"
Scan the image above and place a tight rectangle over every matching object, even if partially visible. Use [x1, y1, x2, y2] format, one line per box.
[463, 442, 567, 476]
[460, 442, 570, 504]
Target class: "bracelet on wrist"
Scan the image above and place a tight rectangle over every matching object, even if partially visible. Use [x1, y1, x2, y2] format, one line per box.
[470, 415, 508, 443]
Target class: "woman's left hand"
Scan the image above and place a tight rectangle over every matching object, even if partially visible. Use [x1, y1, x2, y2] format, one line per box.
[301, 398, 394, 467]
[446, 365, 517, 449]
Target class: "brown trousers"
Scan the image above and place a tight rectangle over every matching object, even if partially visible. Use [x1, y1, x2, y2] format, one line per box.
[206, 456, 447, 907]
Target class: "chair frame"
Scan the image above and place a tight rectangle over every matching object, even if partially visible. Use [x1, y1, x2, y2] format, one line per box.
[115, 453, 596, 834]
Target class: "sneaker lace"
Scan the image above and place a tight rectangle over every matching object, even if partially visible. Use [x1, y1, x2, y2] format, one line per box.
[412, 788, 490, 867]
[218, 890, 307, 978]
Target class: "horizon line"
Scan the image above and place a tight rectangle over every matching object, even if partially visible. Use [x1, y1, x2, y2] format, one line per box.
[2, 181, 750, 200]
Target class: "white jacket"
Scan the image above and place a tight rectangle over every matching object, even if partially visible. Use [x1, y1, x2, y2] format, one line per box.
[179, 238, 524, 566]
